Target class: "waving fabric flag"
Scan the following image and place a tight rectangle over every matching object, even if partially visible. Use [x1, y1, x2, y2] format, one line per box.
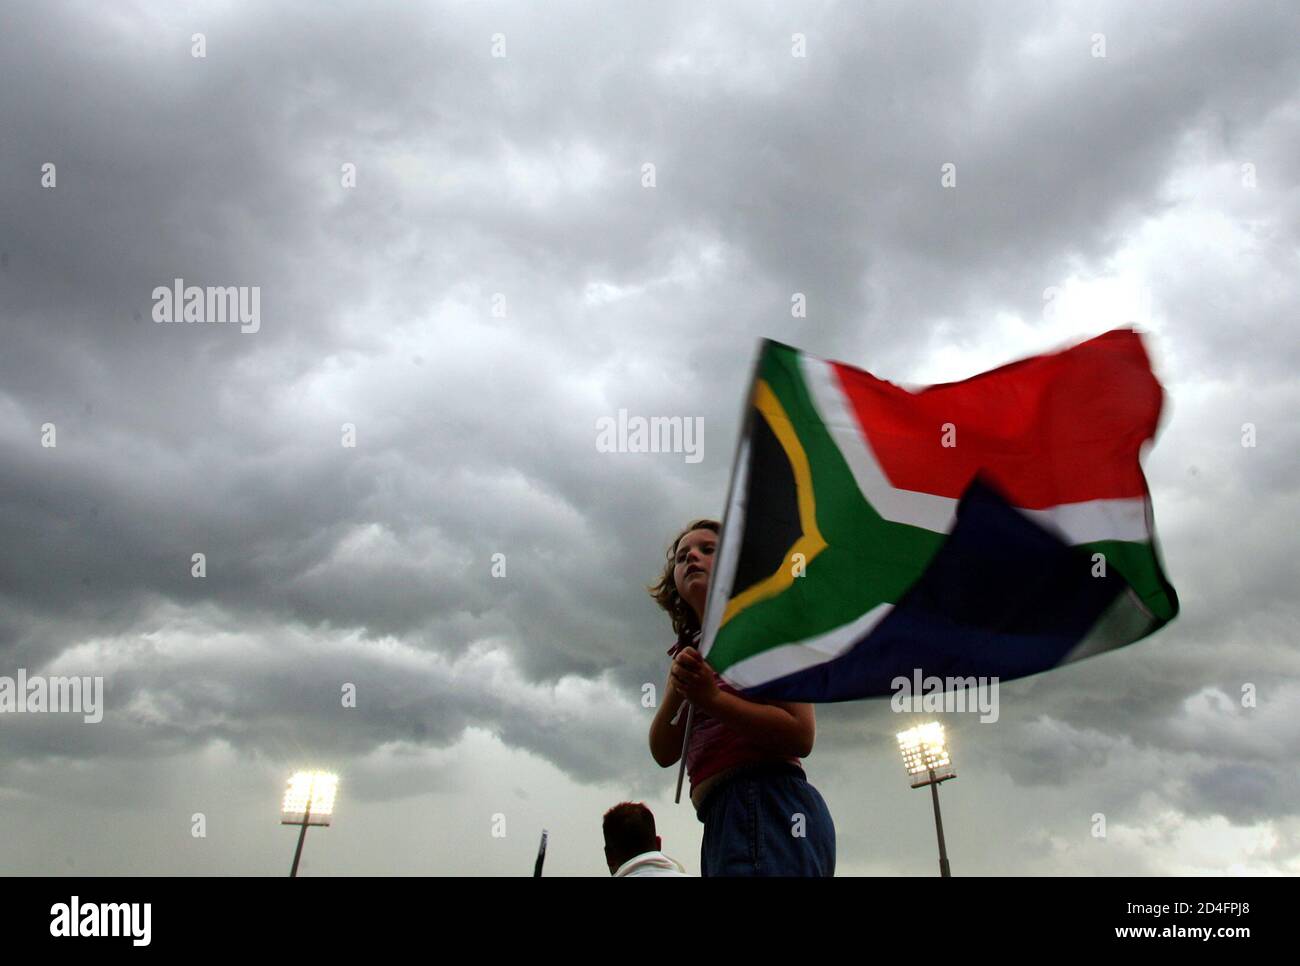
[699, 329, 1178, 701]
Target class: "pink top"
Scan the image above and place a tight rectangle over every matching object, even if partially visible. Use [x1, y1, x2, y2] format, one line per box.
[667, 629, 804, 802]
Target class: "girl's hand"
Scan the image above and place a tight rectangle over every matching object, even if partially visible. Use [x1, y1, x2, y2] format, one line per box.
[670, 646, 720, 710]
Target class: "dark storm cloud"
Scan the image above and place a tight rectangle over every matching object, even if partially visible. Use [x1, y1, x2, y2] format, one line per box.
[1, 0, 1297, 873]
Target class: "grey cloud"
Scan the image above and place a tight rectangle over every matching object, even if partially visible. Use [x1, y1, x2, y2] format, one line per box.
[1, 0, 1297, 873]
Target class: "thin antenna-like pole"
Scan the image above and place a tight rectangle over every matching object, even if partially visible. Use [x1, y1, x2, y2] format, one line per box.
[533, 829, 548, 877]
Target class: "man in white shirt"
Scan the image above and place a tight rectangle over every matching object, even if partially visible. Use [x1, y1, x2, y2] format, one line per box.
[602, 801, 690, 877]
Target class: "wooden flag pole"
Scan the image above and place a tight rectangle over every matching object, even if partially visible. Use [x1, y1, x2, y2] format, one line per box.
[673, 703, 695, 804]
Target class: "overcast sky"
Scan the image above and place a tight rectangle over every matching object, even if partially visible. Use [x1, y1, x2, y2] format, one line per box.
[1, 0, 1297, 876]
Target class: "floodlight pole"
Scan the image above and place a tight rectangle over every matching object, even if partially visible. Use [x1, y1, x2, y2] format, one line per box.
[927, 768, 951, 878]
[289, 793, 313, 878]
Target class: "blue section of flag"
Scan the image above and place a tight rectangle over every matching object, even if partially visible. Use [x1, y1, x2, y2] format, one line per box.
[743, 478, 1130, 702]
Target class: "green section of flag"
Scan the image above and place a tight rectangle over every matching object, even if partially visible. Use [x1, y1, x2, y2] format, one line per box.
[708, 343, 944, 673]
[1079, 539, 1177, 622]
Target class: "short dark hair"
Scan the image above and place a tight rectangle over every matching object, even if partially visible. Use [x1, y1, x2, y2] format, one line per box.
[602, 801, 657, 861]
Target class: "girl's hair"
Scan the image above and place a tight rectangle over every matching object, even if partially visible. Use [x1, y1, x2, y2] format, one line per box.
[648, 518, 720, 637]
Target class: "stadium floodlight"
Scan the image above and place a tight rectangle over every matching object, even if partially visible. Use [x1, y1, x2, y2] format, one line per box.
[896, 722, 956, 877]
[897, 721, 955, 786]
[281, 770, 338, 877]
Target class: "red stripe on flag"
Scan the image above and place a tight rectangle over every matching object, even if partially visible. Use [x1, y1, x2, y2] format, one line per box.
[830, 329, 1163, 509]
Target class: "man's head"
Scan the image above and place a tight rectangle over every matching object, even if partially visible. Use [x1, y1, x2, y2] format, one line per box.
[602, 801, 661, 875]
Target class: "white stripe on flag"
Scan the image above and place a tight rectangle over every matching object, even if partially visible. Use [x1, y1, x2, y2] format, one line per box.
[799, 356, 1152, 545]
[718, 601, 894, 690]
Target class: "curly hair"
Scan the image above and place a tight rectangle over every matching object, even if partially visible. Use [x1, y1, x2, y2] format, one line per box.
[648, 518, 720, 638]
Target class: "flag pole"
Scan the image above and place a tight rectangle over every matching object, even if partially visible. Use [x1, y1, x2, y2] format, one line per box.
[670, 339, 765, 806]
[673, 704, 694, 804]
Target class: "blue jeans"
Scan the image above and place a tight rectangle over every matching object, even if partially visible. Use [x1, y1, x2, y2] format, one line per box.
[698, 763, 836, 876]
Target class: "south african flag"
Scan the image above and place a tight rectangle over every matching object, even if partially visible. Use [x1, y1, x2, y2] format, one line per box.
[699, 329, 1179, 701]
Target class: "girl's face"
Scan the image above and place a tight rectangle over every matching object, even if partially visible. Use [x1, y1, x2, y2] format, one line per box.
[673, 528, 717, 618]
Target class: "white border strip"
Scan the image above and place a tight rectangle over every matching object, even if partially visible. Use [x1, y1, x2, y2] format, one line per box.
[720, 601, 894, 690]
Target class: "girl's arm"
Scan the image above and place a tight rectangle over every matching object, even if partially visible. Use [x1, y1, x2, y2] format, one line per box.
[670, 646, 815, 759]
[648, 668, 688, 767]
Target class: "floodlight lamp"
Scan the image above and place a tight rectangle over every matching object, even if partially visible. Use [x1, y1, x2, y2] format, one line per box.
[281, 771, 338, 825]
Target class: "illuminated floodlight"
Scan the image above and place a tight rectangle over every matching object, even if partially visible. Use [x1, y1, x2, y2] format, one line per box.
[281, 771, 338, 826]
[896, 722, 955, 787]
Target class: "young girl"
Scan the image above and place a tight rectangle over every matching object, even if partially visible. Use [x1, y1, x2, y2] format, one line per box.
[648, 518, 836, 876]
